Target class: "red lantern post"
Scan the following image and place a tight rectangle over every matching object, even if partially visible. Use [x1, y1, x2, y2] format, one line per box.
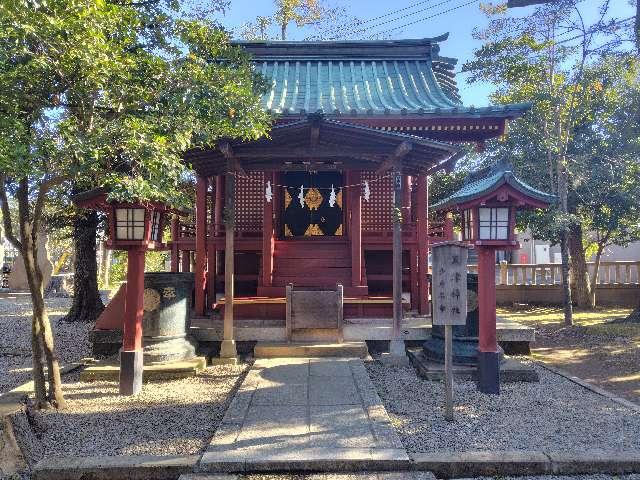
[74, 189, 171, 395]
[432, 163, 555, 394]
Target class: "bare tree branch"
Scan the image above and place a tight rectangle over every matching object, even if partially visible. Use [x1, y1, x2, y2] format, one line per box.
[32, 175, 71, 239]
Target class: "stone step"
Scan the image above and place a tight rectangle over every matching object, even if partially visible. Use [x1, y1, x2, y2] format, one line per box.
[79, 357, 207, 382]
[254, 341, 369, 358]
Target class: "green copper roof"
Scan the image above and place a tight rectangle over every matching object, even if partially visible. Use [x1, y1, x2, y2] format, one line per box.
[433, 161, 557, 209]
[234, 37, 530, 117]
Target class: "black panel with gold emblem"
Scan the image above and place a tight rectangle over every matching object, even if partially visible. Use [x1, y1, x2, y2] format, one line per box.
[282, 172, 343, 237]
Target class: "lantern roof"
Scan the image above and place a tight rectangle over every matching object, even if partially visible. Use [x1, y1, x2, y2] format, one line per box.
[72, 187, 188, 215]
[432, 160, 556, 210]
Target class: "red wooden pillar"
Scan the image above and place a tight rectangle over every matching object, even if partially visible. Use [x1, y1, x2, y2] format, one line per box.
[416, 175, 429, 315]
[349, 171, 362, 288]
[170, 216, 179, 273]
[194, 176, 208, 316]
[477, 247, 500, 394]
[120, 247, 145, 395]
[262, 172, 275, 287]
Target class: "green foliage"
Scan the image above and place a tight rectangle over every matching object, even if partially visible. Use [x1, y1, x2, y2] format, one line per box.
[464, 1, 640, 254]
[107, 250, 171, 288]
[0, 0, 271, 209]
[109, 251, 127, 287]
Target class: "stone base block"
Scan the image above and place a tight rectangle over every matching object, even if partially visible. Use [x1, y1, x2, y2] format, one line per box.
[477, 350, 501, 394]
[210, 356, 240, 366]
[408, 349, 538, 383]
[379, 353, 411, 367]
[219, 340, 238, 358]
[119, 350, 143, 395]
[32, 454, 198, 480]
[81, 357, 207, 383]
[254, 341, 369, 358]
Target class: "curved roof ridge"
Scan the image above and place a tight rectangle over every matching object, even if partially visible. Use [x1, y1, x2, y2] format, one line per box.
[433, 161, 556, 209]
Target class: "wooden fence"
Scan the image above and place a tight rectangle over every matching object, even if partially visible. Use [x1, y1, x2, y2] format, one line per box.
[466, 261, 640, 286]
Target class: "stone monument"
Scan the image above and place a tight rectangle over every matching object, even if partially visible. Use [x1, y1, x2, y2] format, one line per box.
[8, 232, 53, 291]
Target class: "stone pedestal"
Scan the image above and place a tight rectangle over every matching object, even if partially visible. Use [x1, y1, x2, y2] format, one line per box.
[424, 273, 489, 365]
[142, 272, 196, 364]
[380, 339, 410, 367]
[8, 232, 53, 291]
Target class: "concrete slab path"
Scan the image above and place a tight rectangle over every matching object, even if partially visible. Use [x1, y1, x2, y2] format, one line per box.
[200, 358, 410, 473]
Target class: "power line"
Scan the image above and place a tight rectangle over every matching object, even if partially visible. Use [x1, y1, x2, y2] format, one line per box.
[368, 0, 479, 38]
[328, 0, 458, 40]
[453, 16, 635, 74]
[322, 0, 441, 38]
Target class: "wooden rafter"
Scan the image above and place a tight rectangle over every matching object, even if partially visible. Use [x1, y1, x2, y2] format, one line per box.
[230, 146, 390, 159]
[375, 141, 413, 174]
[218, 141, 246, 175]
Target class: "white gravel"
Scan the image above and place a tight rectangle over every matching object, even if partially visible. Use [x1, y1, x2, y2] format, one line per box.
[366, 359, 640, 454]
[0, 294, 92, 394]
[26, 364, 248, 457]
[119, 474, 640, 480]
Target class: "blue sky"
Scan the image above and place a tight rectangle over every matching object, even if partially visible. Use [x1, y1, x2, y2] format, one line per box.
[217, 0, 635, 106]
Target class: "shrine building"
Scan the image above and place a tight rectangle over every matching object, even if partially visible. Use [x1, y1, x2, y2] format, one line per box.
[167, 36, 529, 343]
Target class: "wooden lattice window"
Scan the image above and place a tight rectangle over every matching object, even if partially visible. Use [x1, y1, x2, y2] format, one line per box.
[234, 172, 264, 232]
[361, 172, 393, 231]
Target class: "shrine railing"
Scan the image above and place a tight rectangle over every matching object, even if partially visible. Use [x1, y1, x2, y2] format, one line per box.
[466, 261, 640, 286]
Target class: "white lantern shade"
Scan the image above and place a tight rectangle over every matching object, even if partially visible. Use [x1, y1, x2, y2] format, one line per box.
[115, 207, 146, 240]
[478, 206, 510, 240]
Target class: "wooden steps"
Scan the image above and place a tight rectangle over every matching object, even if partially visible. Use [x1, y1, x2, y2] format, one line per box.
[270, 239, 356, 289]
[254, 341, 369, 358]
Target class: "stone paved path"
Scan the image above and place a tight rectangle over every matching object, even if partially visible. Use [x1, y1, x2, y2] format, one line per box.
[200, 358, 409, 472]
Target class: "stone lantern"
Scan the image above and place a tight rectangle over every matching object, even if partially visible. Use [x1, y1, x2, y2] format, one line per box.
[74, 188, 170, 395]
[432, 161, 555, 394]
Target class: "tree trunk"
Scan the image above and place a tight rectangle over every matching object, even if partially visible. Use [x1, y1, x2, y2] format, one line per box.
[20, 222, 66, 409]
[559, 231, 573, 326]
[589, 243, 605, 309]
[63, 210, 104, 323]
[568, 222, 592, 309]
[30, 298, 48, 408]
[101, 244, 112, 287]
[635, 0, 640, 54]
[557, 156, 573, 326]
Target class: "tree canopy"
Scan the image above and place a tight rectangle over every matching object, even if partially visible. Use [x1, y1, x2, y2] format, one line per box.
[463, 0, 640, 311]
[0, 0, 271, 408]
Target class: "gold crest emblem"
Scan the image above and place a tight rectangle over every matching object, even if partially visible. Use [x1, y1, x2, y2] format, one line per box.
[304, 223, 323, 236]
[284, 189, 292, 209]
[304, 188, 323, 210]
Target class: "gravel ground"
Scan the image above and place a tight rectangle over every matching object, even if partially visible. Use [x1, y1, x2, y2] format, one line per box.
[366, 359, 640, 454]
[0, 294, 92, 394]
[24, 364, 249, 457]
[235, 475, 640, 480]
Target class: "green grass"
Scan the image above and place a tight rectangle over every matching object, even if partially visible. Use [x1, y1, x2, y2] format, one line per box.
[497, 305, 632, 326]
[498, 305, 639, 339]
